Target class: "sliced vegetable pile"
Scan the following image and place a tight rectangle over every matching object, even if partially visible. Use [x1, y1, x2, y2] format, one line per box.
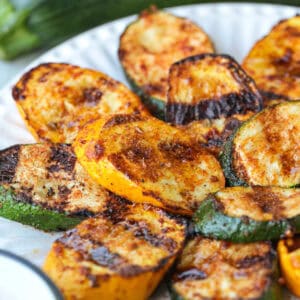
[1, 8, 300, 300]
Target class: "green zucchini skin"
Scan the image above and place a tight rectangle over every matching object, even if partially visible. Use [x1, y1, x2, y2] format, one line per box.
[0, 186, 83, 231]
[123, 70, 165, 120]
[192, 196, 300, 243]
[219, 130, 248, 187]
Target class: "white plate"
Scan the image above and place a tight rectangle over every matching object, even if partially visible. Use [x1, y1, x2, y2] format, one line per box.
[0, 3, 299, 299]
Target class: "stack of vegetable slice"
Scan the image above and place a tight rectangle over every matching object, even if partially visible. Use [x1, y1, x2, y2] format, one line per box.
[1, 8, 300, 300]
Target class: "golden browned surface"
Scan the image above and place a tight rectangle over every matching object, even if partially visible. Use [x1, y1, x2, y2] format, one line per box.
[44, 203, 186, 300]
[119, 10, 214, 102]
[12, 63, 148, 143]
[166, 54, 262, 124]
[0, 144, 115, 215]
[74, 114, 225, 215]
[173, 237, 272, 300]
[214, 186, 300, 221]
[179, 112, 253, 156]
[243, 16, 300, 101]
[233, 101, 300, 187]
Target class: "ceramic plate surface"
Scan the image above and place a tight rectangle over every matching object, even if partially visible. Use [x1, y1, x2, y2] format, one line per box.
[0, 3, 299, 299]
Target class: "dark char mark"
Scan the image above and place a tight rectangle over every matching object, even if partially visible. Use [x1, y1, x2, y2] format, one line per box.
[166, 90, 260, 125]
[0, 145, 20, 183]
[47, 144, 76, 174]
[103, 114, 143, 129]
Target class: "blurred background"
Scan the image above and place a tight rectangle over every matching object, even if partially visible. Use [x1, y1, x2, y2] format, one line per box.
[0, 0, 299, 88]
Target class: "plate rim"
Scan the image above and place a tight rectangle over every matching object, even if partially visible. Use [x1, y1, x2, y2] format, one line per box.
[0, 1, 299, 95]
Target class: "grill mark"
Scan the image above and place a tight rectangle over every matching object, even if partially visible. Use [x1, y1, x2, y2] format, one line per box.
[58, 185, 72, 201]
[173, 268, 207, 282]
[47, 144, 76, 174]
[235, 254, 272, 269]
[166, 90, 261, 125]
[59, 229, 144, 277]
[0, 145, 20, 183]
[121, 218, 178, 252]
[103, 114, 143, 129]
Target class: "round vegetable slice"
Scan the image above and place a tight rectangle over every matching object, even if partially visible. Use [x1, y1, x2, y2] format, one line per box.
[44, 202, 186, 300]
[118, 9, 214, 119]
[0, 143, 119, 231]
[193, 186, 300, 243]
[221, 101, 300, 187]
[166, 54, 262, 125]
[74, 114, 225, 216]
[12, 63, 148, 143]
[170, 236, 281, 300]
[278, 238, 300, 297]
[243, 15, 300, 103]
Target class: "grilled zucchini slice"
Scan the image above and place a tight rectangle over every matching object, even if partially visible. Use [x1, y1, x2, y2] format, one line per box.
[0, 143, 118, 231]
[193, 186, 300, 243]
[74, 114, 225, 216]
[166, 54, 262, 125]
[44, 202, 186, 300]
[170, 237, 281, 300]
[243, 15, 300, 103]
[12, 63, 148, 143]
[119, 9, 214, 119]
[179, 112, 254, 157]
[221, 101, 300, 187]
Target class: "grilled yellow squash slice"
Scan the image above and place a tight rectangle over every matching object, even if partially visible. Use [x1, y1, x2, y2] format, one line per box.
[44, 202, 186, 300]
[170, 237, 281, 299]
[74, 114, 225, 215]
[119, 9, 214, 119]
[166, 54, 262, 125]
[243, 15, 300, 103]
[179, 112, 254, 156]
[0, 143, 119, 230]
[12, 63, 148, 143]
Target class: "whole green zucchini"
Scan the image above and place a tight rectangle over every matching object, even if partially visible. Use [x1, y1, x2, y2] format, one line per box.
[1, 0, 299, 60]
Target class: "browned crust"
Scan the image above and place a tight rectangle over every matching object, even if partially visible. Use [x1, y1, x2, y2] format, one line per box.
[0, 145, 21, 183]
[166, 54, 263, 125]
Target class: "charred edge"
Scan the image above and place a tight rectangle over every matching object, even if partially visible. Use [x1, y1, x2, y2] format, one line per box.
[173, 268, 207, 282]
[14, 186, 33, 204]
[12, 63, 68, 101]
[103, 114, 144, 129]
[0, 145, 20, 183]
[122, 218, 178, 253]
[47, 144, 76, 174]
[101, 193, 132, 224]
[260, 90, 289, 101]
[166, 90, 261, 125]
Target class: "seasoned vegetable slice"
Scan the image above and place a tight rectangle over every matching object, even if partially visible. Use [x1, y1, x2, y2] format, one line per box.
[179, 112, 253, 156]
[170, 237, 281, 300]
[278, 237, 300, 297]
[243, 16, 300, 103]
[193, 187, 300, 242]
[221, 101, 300, 187]
[0, 143, 119, 231]
[166, 54, 262, 125]
[44, 202, 186, 300]
[74, 114, 225, 216]
[12, 63, 148, 143]
[119, 9, 214, 119]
